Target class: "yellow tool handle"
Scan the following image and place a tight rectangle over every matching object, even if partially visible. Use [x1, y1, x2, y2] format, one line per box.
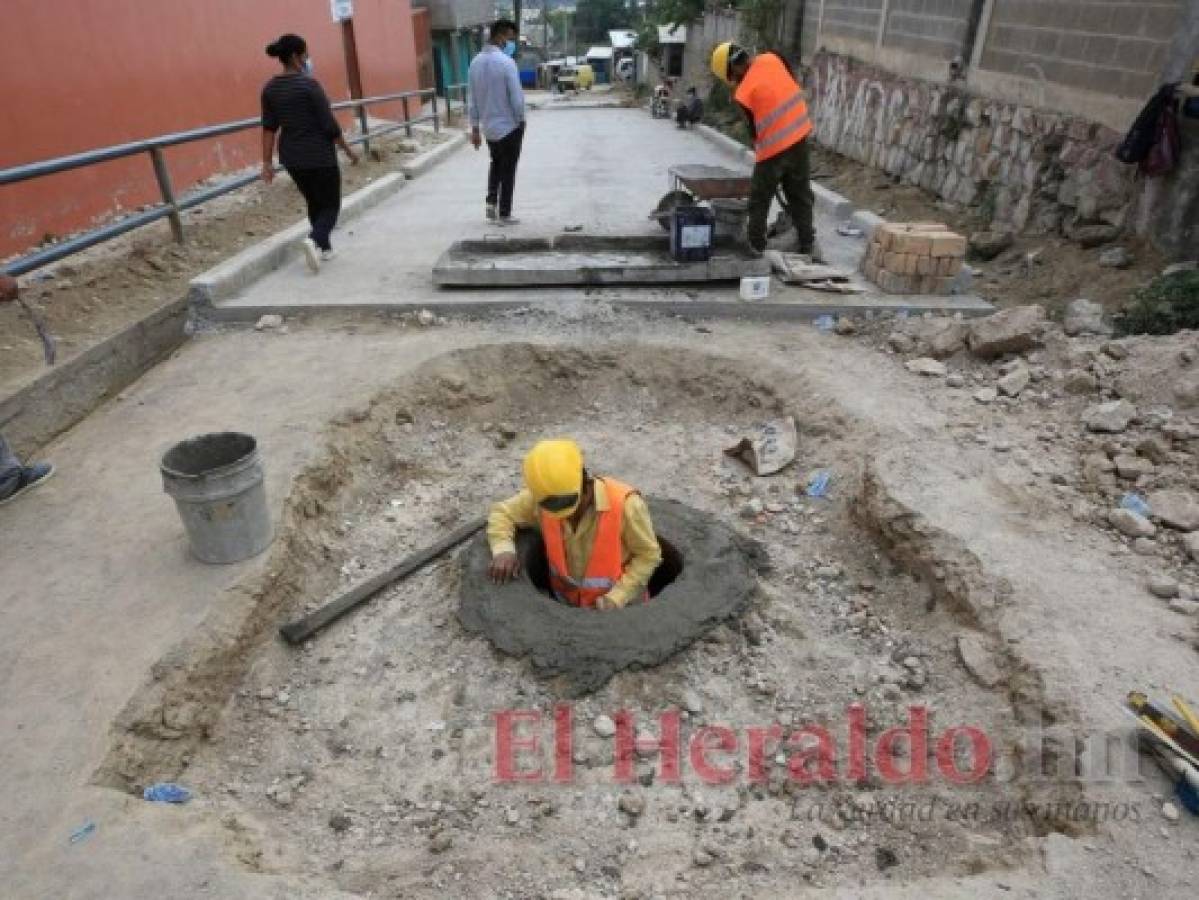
[1172, 694, 1199, 738]
[1140, 715, 1199, 771]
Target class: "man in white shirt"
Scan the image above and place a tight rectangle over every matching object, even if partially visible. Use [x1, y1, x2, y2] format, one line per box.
[468, 19, 527, 225]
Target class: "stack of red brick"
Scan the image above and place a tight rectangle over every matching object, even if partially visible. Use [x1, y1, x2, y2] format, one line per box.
[861, 222, 967, 295]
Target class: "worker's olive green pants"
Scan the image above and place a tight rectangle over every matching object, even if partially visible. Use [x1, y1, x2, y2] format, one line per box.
[746, 138, 815, 254]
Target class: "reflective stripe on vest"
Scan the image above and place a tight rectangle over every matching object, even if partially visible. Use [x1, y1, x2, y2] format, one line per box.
[540, 477, 637, 609]
[734, 53, 813, 163]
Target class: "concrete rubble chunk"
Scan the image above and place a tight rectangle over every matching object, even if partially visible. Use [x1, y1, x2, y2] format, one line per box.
[593, 715, 616, 738]
[1098, 247, 1131, 269]
[967, 230, 1013, 261]
[1170, 599, 1199, 616]
[1148, 576, 1179, 600]
[956, 634, 1004, 688]
[997, 364, 1030, 398]
[255, 314, 284, 331]
[1146, 490, 1199, 532]
[967, 305, 1045, 358]
[1082, 400, 1136, 433]
[1108, 508, 1156, 538]
[974, 387, 998, 404]
[905, 357, 947, 377]
[1063, 299, 1111, 337]
[1184, 533, 1199, 563]
[913, 318, 968, 359]
[1113, 455, 1154, 480]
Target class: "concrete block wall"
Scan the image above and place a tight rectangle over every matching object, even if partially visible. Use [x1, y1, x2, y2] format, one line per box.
[820, 0, 884, 45]
[882, 0, 973, 61]
[981, 1, 1179, 101]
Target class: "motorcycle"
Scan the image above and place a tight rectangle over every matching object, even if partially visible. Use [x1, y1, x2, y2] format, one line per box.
[650, 83, 672, 119]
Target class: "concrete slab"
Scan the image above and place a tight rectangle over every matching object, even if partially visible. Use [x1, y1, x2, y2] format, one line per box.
[205, 107, 989, 321]
[432, 234, 770, 286]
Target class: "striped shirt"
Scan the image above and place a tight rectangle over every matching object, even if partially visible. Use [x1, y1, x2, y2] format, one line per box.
[261, 74, 341, 170]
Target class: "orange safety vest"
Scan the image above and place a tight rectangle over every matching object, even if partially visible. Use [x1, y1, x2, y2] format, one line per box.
[540, 477, 647, 608]
[734, 52, 813, 163]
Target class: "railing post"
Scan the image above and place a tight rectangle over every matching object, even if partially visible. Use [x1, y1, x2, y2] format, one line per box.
[357, 103, 371, 156]
[402, 95, 413, 137]
[432, 91, 440, 133]
[149, 147, 184, 243]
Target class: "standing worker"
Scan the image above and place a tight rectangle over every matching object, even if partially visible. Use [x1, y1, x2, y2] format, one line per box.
[260, 33, 359, 274]
[487, 440, 664, 611]
[710, 43, 821, 260]
[468, 19, 527, 225]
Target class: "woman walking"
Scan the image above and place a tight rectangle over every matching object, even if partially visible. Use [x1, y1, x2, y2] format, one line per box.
[261, 33, 358, 273]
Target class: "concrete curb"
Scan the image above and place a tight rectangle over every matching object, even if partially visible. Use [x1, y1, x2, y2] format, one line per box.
[400, 132, 467, 178]
[694, 124, 856, 222]
[189, 173, 408, 308]
[0, 296, 189, 454]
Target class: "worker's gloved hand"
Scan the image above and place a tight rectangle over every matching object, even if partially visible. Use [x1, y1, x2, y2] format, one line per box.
[470, 128, 482, 150]
[594, 595, 623, 611]
[489, 551, 520, 584]
[0, 274, 17, 303]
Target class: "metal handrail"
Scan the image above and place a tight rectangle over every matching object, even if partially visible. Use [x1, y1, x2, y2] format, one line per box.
[2, 87, 440, 276]
[445, 82, 468, 125]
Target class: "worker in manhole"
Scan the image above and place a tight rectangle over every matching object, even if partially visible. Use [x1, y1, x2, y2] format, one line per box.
[487, 439, 662, 610]
[710, 42, 821, 262]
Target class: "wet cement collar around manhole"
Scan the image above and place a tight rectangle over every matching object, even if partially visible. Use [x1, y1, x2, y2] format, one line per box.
[457, 498, 766, 696]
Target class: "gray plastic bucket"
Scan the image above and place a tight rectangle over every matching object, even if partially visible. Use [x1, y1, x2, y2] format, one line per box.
[160, 432, 273, 564]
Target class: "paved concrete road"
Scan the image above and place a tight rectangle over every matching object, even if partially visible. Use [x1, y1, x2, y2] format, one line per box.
[216, 107, 986, 318]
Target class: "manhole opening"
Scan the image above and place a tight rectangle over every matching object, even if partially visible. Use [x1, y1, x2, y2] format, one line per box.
[518, 530, 685, 602]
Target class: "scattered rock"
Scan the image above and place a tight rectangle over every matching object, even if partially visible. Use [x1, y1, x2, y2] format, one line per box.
[1101, 340, 1130, 361]
[1169, 599, 1199, 616]
[997, 365, 1030, 398]
[946, 373, 966, 388]
[1063, 299, 1112, 337]
[875, 847, 900, 871]
[887, 332, 916, 354]
[1114, 455, 1154, 480]
[1064, 369, 1098, 394]
[505, 808, 521, 826]
[593, 715, 616, 738]
[834, 316, 857, 336]
[1148, 576, 1180, 599]
[430, 833, 453, 853]
[1082, 400, 1136, 434]
[255, 314, 284, 331]
[1184, 533, 1199, 563]
[1107, 508, 1156, 538]
[1071, 223, 1121, 249]
[416, 309, 437, 327]
[1098, 247, 1132, 269]
[967, 305, 1045, 359]
[618, 792, 646, 819]
[973, 387, 998, 404]
[956, 634, 1004, 688]
[680, 690, 704, 715]
[968, 230, 1013, 261]
[693, 848, 715, 867]
[328, 813, 352, 833]
[1162, 801, 1181, 823]
[905, 357, 947, 377]
[914, 318, 968, 359]
[1146, 490, 1199, 532]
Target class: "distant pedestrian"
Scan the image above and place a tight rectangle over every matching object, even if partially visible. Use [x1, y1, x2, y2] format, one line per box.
[676, 87, 703, 129]
[468, 19, 526, 225]
[260, 33, 359, 274]
[0, 275, 55, 507]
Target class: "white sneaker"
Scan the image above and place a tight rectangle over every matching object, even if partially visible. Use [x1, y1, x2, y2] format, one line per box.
[320, 248, 337, 262]
[485, 203, 498, 221]
[302, 238, 321, 273]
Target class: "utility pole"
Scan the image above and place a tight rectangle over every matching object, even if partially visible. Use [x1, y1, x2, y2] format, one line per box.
[543, 0, 549, 55]
[340, 16, 369, 153]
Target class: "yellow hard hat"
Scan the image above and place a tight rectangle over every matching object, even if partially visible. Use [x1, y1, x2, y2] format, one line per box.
[711, 42, 732, 84]
[523, 439, 584, 518]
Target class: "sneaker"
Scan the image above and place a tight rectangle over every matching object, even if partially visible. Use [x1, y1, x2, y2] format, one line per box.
[0, 463, 55, 508]
[485, 203, 498, 221]
[301, 238, 321, 273]
[320, 248, 337, 262]
[498, 216, 520, 226]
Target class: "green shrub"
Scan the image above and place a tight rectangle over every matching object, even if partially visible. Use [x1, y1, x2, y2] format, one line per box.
[1115, 270, 1199, 336]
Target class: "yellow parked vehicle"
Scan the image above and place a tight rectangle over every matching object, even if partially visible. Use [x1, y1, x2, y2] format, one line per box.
[557, 64, 595, 92]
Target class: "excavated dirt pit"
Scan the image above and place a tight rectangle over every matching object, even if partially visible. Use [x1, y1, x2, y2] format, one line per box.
[97, 343, 1085, 898]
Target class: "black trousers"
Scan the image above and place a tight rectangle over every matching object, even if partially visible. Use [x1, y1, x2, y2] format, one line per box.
[486, 123, 525, 217]
[287, 166, 341, 251]
[746, 139, 814, 254]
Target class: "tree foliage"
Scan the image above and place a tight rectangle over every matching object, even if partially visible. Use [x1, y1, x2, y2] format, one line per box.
[574, 0, 634, 44]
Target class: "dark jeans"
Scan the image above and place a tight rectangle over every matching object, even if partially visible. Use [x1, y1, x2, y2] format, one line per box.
[0, 433, 23, 500]
[287, 166, 341, 251]
[747, 138, 815, 253]
[486, 123, 525, 217]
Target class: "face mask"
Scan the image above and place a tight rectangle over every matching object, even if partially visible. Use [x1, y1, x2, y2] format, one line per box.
[503, 40, 517, 57]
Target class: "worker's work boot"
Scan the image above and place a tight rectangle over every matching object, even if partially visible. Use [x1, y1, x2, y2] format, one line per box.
[498, 216, 521, 227]
[798, 238, 826, 265]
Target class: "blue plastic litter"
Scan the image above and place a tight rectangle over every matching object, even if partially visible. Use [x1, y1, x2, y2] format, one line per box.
[69, 821, 96, 845]
[806, 470, 832, 498]
[1120, 492, 1152, 518]
[813, 315, 835, 333]
[143, 782, 192, 804]
[1179, 778, 1199, 816]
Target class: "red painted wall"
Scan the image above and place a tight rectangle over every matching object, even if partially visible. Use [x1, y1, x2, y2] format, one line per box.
[0, 0, 420, 260]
